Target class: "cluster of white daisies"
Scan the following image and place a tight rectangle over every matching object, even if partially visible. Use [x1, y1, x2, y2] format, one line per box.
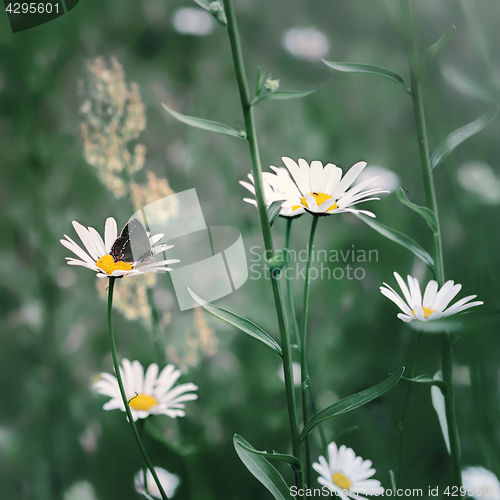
[60, 156, 486, 498]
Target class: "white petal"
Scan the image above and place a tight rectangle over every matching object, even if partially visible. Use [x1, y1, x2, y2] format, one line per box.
[60, 236, 95, 265]
[309, 160, 323, 193]
[87, 227, 106, 257]
[72, 221, 101, 261]
[143, 363, 159, 395]
[331, 161, 366, 199]
[104, 217, 118, 253]
[281, 157, 309, 194]
[394, 272, 414, 309]
[422, 280, 439, 307]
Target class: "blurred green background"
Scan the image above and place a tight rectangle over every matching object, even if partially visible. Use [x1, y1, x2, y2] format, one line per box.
[1, 0, 500, 498]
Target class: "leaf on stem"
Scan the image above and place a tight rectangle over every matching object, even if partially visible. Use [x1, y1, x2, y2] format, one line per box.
[422, 25, 456, 61]
[234, 439, 300, 471]
[192, 0, 227, 27]
[300, 368, 404, 439]
[234, 435, 291, 500]
[431, 371, 450, 455]
[252, 85, 329, 106]
[399, 375, 447, 393]
[267, 200, 283, 227]
[323, 60, 411, 95]
[431, 106, 499, 171]
[355, 214, 434, 271]
[187, 288, 282, 356]
[255, 66, 267, 98]
[396, 187, 438, 233]
[161, 103, 246, 140]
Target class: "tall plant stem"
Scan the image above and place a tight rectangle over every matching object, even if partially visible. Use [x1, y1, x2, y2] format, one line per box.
[397, 332, 422, 487]
[223, 0, 304, 488]
[401, 0, 462, 486]
[300, 215, 320, 485]
[285, 219, 301, 350]
[107, 277, 169, 500]
[285, 219, 327, 455]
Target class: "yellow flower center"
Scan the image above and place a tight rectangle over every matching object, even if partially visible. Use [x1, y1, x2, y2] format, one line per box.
[96, 254, 133, 275]
[332, 472, 352, 490]
[128, 393, 158, 411]
[300, 192, 339, 211]
[411, 307, 436, 319]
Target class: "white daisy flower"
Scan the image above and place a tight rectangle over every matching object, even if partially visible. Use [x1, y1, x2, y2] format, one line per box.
[60, 217, 180, 278]
[134, 467, 180, 499]
[92, 359, 198, 421]
[380, 272, 483, 323]
[313, 441, 384, 500]
[239, 171, 305, 217]
[462, 466, 500, 500]
[261, 157, 387, 218]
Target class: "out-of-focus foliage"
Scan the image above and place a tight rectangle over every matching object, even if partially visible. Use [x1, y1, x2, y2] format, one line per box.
[1, 0, 500, 499]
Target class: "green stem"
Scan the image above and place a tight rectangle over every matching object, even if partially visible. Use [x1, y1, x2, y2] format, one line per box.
[107, 277, 169, 500]
[397, 332, 422, 487]
[285, 219, 301, 350]
[300, 215, 319, 485]
[401, 0, 461, 486]
[285, 218, 328, 455]
[223, 0, 304, 488]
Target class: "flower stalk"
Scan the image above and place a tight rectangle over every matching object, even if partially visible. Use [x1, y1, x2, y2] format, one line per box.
[285, 218, 328, 458]
[223, 0, 304, 488]
[107, 277, 169, 500]
[300, 215, 319, 484]
[401, 0, 462, 486]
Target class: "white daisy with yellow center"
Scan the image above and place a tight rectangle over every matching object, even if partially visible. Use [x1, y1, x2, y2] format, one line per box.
[60, 217, 180, 278]
[313, 441, 384, 500]
[134, 467, 180, 499]
[253, 157, 387, 217]
[462, 466, 500, 500]
[380, 272, 483, 323]
[240, 170, 305, 217]
[93, 359, 198, 421]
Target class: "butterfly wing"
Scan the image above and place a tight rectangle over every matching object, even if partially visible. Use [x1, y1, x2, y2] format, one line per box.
[110, 218, 153, 263]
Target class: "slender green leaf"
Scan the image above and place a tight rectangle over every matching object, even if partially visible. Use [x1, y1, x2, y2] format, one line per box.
[234, 435, 291, 500]
[162, 103, 245, 140]
[355, 214, 434, 270]
[192, 0, 227, 26]
[431, 106, 498, 171]
[267, 200, 283, 227]
[235, 440, 300, 471]
[396, 188, 438, 233]
[323, 60, 411, 95]
[253, 87, 325, 105]
[431, 371, 450, 454]
[301, 368, 404, 439]
[399, 376, 447, 393]
[442, 65, 500, 103]
[187, 288, 282, 356]
[255, 66, 266, 98]
[423, 26, 456, 61]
